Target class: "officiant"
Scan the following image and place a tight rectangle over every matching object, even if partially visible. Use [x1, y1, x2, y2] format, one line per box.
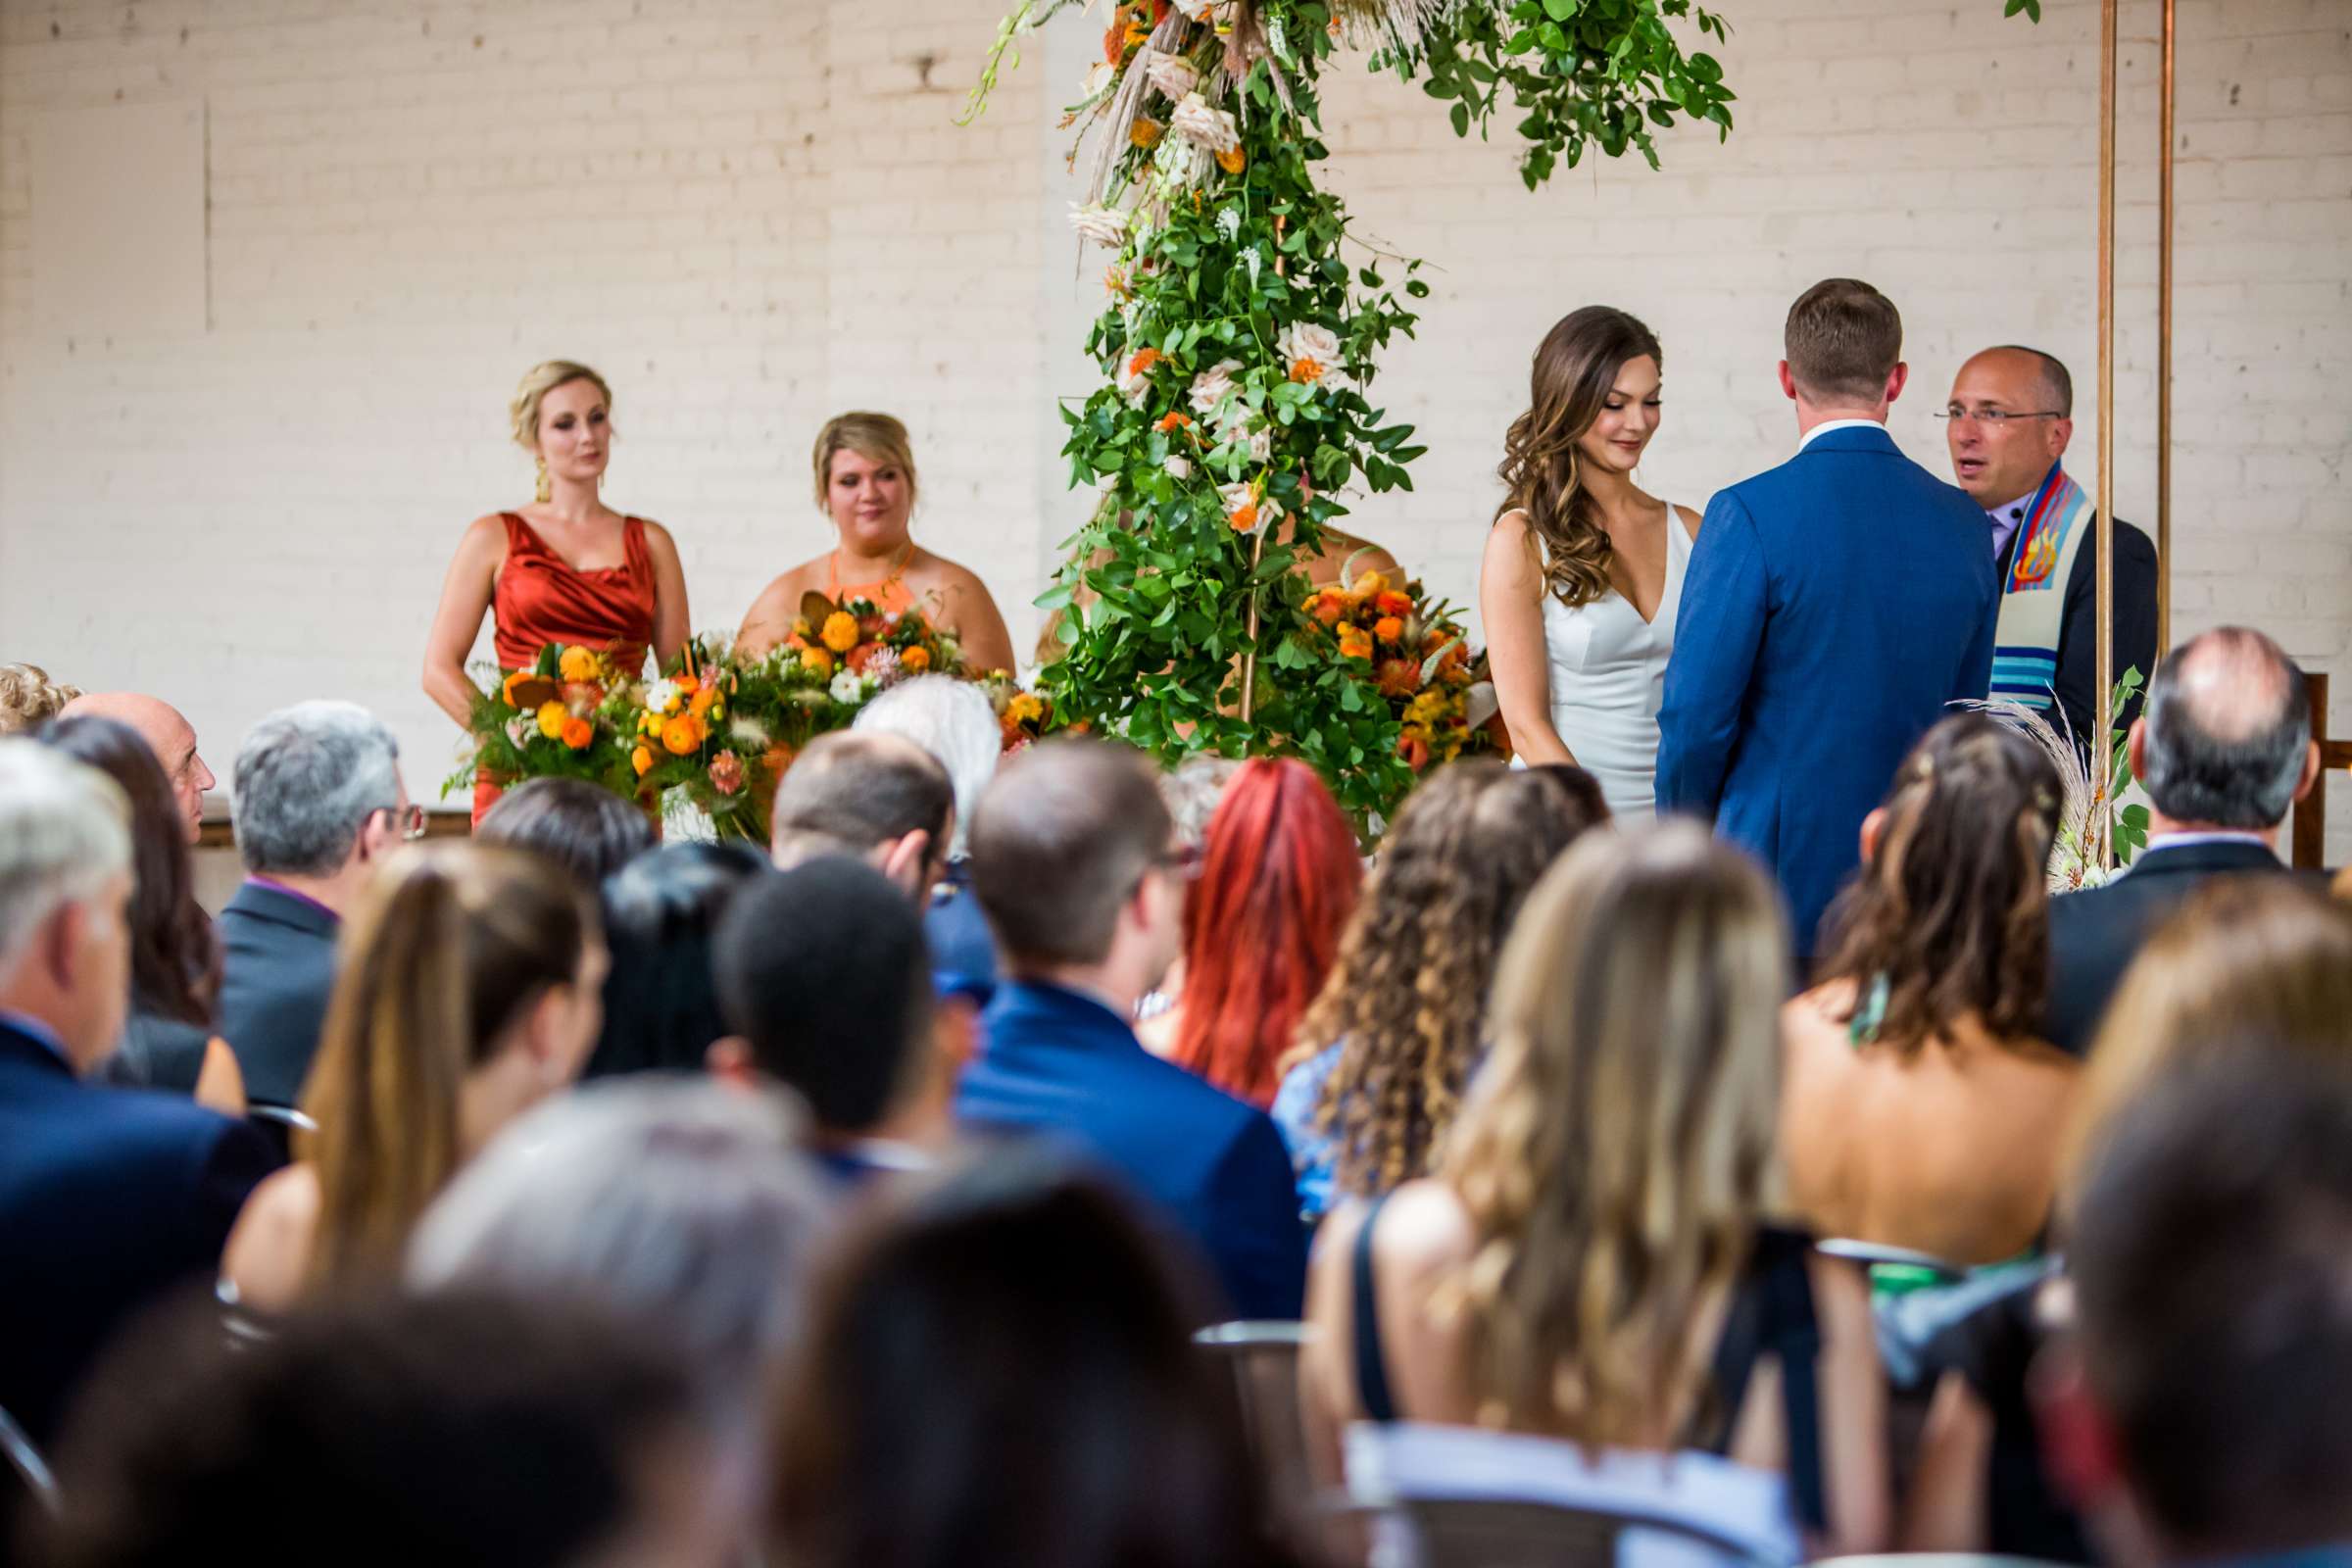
[1943, 346, 2159, 752]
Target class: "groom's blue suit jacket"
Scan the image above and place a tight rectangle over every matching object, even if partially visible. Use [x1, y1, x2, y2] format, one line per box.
[1657, 424, 1998, 955]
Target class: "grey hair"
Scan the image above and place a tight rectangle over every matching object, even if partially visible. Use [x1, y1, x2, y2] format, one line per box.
[1158, 755, 1241, 852]
[406, 1077, 835, 1401]
[0, 741, 131, 983]
[853, 675, 1002, 858]
[2141, 626, 2311, 830]
[231, 701, 401, 876]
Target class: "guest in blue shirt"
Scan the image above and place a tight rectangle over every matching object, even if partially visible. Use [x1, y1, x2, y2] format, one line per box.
[956, 739, 1307, 1321]
[711, 855, 954, 1190]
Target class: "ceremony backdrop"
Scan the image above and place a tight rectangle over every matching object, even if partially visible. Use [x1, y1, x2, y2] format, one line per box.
[1, 0, 2345, 854]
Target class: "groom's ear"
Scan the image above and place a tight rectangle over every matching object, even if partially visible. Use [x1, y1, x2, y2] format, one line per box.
[1884, 362, 1910, 406]
[1777, 361, 1797, 403]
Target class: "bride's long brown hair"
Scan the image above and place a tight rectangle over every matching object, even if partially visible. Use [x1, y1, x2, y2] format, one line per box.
[1496, 307, 1664, 610]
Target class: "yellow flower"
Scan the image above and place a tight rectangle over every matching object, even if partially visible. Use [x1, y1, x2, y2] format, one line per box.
[535, 701, 568, 740]
[1131, 119, 1163, 149]
[502, 670, 532, 708]
[632, 745, 654, 777]
[558, 645, 599, 682]
[1216, 146, 1247, 175]
[1007, 694, 1046, 726]
[821, 612, 860, 654]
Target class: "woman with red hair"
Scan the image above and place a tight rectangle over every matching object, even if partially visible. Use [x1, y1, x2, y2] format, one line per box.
[1151, 760, 1362, 1109]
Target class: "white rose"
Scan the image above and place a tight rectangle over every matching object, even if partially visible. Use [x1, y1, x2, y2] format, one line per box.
[1168, 92, 1240, 156]
[1277, 320, 1343, 378]
[1165, 454, 1193, 480]
[1187, 358, 1242, 419]
[1248, 422, 1273, 463]
[828, 670, 866, 704]
[1068, 201, 1129, 248]
[1145, 52, 1199, 102]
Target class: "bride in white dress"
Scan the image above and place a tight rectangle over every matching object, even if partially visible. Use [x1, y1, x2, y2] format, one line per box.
[1480, 307, 1701, 821]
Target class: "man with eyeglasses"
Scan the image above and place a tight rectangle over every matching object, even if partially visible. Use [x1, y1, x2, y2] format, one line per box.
[217, 701, 416, 1109]
[1944, 346, 2159, 751]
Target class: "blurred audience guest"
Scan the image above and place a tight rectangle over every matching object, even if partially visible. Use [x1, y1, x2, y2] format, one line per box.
[0, 661, 79, 735]
[769, 730, 955, 900]
[222, 845, 605, 1312]
[587, 842, 769, 1079]
[2054, 1054, 2352, 1566]
[1134, 755, 1242, 1034]
[409, 1077, 833, 1427]
[956, 739, 1306, 1320]
[1529, 760, 1612, 823]
[1140, 760, 1360, 1108]
[1272, 761, 1602, 1222]
[2067, 876, 2352, 1176]
[58, 690, 215, 844]
[0, 743, 269, 1445]
[854, 674, 1005, 990]
[1784, 715, 2076, 1265]
[37, 1290, 746, 1568]
[772, 1152, 1313, 1568]
[2045, 626, 2320, 1054]
[217, 702, 416, 1106]
[475, 775, 657, 890]
[712, 857, 956, 1188]
[34, 717, 245, 1113]
[1302, 824, 1887, 1554]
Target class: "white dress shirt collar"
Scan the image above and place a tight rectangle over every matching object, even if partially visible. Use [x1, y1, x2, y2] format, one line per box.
[1797, 416, 1887, 451]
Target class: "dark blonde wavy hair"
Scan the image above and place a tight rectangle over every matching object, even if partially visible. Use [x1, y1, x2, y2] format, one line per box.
[1814, 714, 2062, 1049]
[1442, 823, 1788, 1441]
[1495, 307, 1663, 610]
[1291, 762, 1603, 1199]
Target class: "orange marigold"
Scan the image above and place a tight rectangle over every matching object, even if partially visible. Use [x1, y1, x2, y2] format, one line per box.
[1288, 357, 1326, 384]
[902, 645, 932, 672]
[1131, 118, 1163, 149]
[632, 745, 654, 777]
[1373, 615, 1405, 645]
[1155, 411, 1193, 432]
[1228, 500, 1259, 532]
[1376, 590, 1414, 617]
[561, 715, 594, 751]
[1216, 146, 1246, 175]
[1309, 593, 1345, 626]
[1127, 346, 1162, 377]
[802, 646, 834, 677]
[820, 612, 859, 654]
[689, 686, 719, 719]
[1337, 627, 1374, 661]
[661, 714, 704, 757]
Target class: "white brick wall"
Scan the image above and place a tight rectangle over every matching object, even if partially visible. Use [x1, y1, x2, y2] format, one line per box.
[4, 0, 2347, 857]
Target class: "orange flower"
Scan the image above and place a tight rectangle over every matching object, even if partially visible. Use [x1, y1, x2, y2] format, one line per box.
[1216, 146, 1246, 175]
[763, 743, 796, 776]
[1228, 500, 1258, 532]
[561, 715, 594, 750]
[1309, 592, 1345, 626]
[1127, 346, 1162, 377]
[661, 714, 704, 757]
[1376, 590, 1413, 617]
[1155, 411, 1193, 433]
[820, 612, 859, 654]
[1105, 265, 1131, 298]
[1376, 658, 1422, 698]
[1130, 118, 1163, 149]
[689, 685, 719, 719]
[802, 646, 834, 677]
[1373, 615, 1404, 645]
[502, 670, 532, 708]
[632, 745, 654, 777]
[1396, 731, 1432, 771]
[674, 671, 701, 696]
[558, 646, 599, 682]
[1103, 22, 1126, 62]
[1338, 626, 1373, 661]
[1288, 357, 1326, 384]
[1352, 570, 1389, 600]
[847, 643, 881, 674]
[902, 645, 932, 672]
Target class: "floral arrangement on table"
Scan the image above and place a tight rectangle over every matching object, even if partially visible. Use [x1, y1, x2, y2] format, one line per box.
[447, 596, 972, 842]
[1302, 565, 1504, 773]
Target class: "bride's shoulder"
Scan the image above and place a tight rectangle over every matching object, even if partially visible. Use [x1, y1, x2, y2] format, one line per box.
[1671, 502, 1703, 540]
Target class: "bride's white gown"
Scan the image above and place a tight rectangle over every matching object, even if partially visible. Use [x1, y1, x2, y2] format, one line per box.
[1536, 509, 1692, 821]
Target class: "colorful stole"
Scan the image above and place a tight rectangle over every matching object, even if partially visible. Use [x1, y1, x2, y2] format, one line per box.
[1989, 464, 2090, 717]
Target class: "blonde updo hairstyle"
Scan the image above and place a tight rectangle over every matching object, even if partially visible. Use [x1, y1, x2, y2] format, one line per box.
[812, 412, 919, 514]
[0, 663, 81, 736]
[510, 360, 614, 452]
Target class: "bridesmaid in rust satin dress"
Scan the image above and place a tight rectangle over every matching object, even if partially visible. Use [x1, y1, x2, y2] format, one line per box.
[423, 360, 691, 822]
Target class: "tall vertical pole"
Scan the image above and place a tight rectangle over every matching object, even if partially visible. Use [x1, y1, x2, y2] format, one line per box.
[2157, 0, 2177, 656]
[2094, 0, 2119, 868]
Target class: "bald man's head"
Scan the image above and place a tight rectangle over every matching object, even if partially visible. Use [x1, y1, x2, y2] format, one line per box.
[1947, 346, 2075, 506]
[61, 692, 214, 843]
[2140, 627, 2313, 829]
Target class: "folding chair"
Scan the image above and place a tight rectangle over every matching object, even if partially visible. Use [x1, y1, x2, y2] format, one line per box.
[1195, 1320, 1317, 1523]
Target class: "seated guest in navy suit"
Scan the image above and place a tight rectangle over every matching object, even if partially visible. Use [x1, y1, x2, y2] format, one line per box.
[956, 739, 1308, 1321]
[0, 743, 270, 1445]
[711, 856, 956, 1189]
[216, 701, 416, 1107]
[2044, 626, 2322, 1055]
[853, 674, 1009, 997]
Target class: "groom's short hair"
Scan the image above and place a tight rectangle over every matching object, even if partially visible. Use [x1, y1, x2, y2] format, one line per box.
[1786, 278, 1902, 406]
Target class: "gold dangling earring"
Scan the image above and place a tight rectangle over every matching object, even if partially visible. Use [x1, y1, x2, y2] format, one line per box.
[534, 456, 552, 505]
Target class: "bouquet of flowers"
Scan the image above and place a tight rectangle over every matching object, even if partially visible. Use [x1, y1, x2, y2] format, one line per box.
[451, 642, 639, 796]
[978, 670, 1061, 754]
[1303, 568, 1505, 773]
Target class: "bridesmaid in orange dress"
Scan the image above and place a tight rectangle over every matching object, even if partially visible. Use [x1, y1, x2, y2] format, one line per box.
[423, 360, 692, 821]
[736, 412, 1016, 673]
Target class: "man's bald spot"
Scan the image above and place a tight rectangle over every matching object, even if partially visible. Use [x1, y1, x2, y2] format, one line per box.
[2172, 627, 2295, 746]
[61, 691, 197, 766]
[1957, 345, 2072, 416]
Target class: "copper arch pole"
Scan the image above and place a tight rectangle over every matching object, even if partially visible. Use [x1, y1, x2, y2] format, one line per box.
[2094, 0, 2119, 869]
[2157, 0, 2177, 656]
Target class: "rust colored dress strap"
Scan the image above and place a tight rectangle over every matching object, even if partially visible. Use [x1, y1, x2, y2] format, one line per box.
[824, 545, 918, 618]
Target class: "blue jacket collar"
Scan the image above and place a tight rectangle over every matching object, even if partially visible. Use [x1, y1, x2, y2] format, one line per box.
[1797, 422, 1898, 457]
[988, 978, 1140, 1045]
[225, 878, 342, 940]
[0, 1012, 76, 1077]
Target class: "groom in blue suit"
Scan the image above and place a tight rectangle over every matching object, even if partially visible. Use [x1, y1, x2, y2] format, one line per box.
[1658, 279, 1998, 958]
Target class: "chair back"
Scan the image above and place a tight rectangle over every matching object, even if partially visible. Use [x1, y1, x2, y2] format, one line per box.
[1346, 1421, 1800, 1568]
[245, 1102, 317, 1168]
[1194, 1321, 1316, 1523]
[0, 1399, 59, 1518]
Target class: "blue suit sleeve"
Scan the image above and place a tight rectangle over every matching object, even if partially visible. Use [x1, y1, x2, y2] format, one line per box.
[1657, 494, 1768, 819]
[1206, 1111, 1309, 1320]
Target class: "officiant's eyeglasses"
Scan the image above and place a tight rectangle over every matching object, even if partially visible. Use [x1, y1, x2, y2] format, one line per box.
[371, 804, 427, 842]
[1936, 407, 2066, 425]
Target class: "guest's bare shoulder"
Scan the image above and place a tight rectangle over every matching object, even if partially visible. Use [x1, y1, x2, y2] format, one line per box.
[222, 1163, 321, 1314]
[1674, 503, 1703, 541]
[736, 558, 829, 656]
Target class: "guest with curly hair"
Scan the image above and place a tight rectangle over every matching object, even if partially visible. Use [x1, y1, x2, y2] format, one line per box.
[1142, 760, 1360, 1107]
[1269, 760, 1603, 1221]
[0, 662, 79, 735]
[1781, 713, 2076, 1266]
